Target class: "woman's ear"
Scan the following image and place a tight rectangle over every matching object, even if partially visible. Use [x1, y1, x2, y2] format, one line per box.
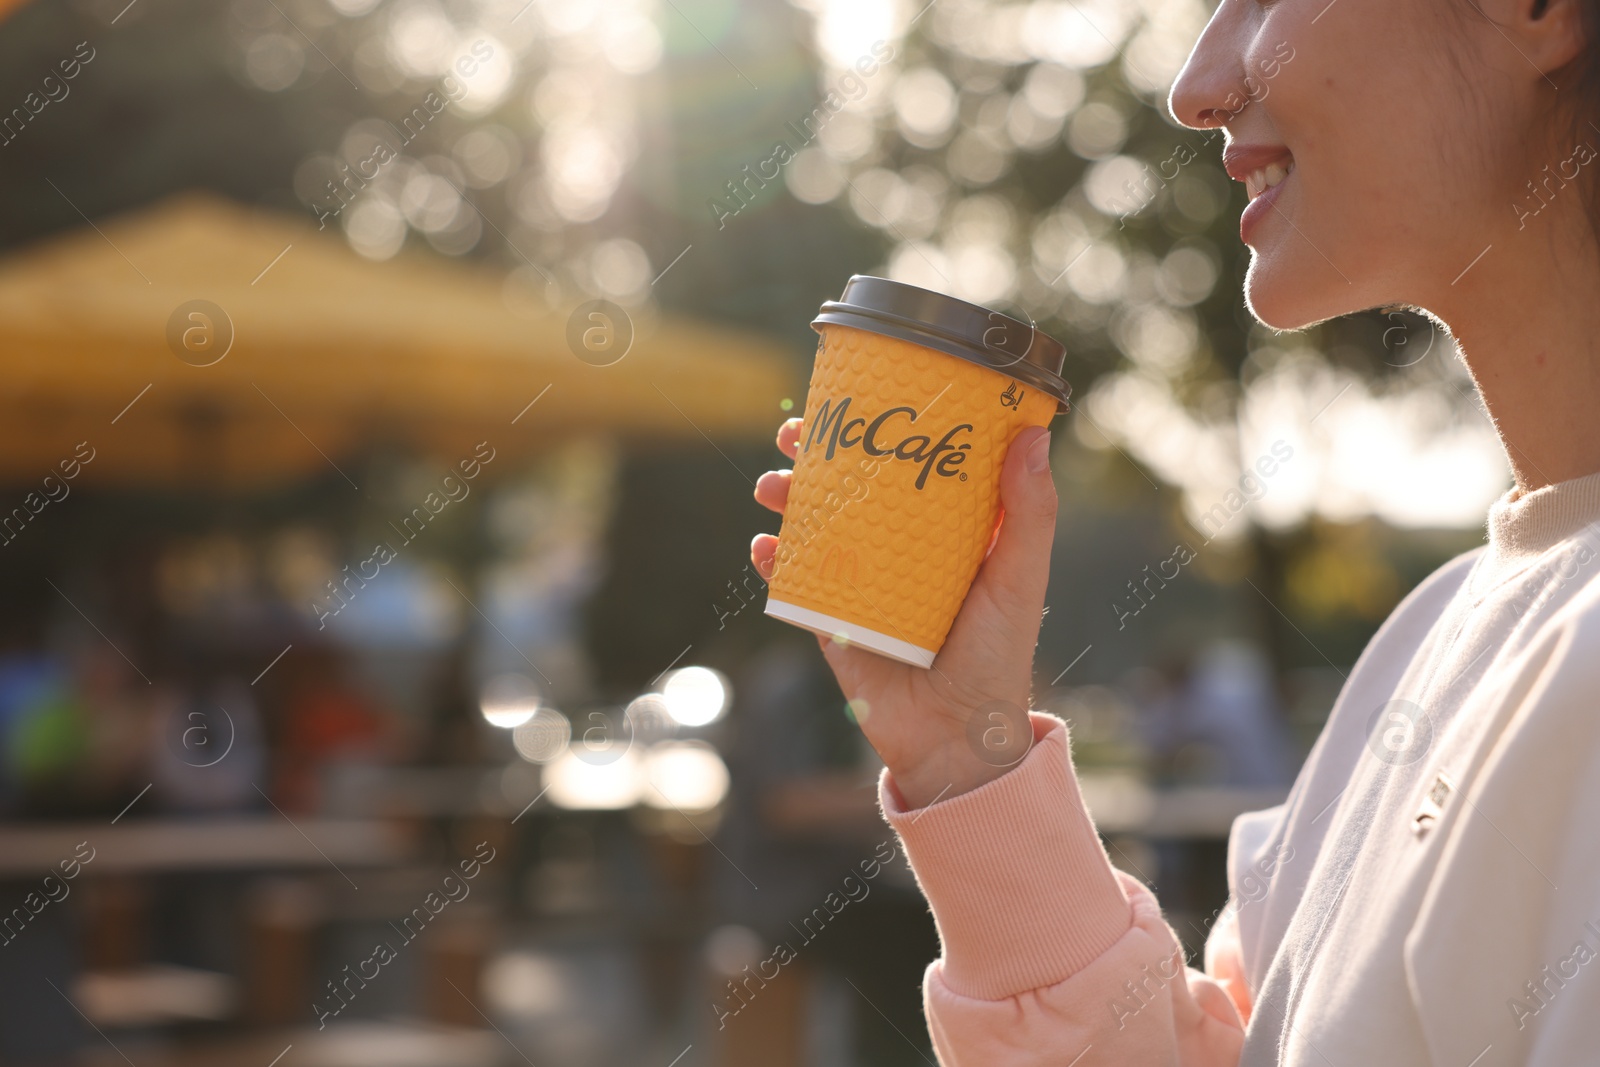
[1514, 0, 1587, 73]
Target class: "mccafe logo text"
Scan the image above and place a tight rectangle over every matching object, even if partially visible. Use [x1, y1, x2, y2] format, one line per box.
[802, 397, 973, 489]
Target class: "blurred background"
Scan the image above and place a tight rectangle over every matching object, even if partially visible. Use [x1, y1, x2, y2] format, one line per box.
[0, 0, 1503, 1063]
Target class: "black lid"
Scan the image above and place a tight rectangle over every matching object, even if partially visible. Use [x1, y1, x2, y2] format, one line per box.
[812, 275, 1072, 412]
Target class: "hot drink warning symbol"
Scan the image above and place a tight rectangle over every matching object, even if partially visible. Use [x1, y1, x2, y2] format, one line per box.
[1000, 381, 1023, 409]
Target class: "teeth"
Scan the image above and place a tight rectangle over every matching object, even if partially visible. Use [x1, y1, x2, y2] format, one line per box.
[1245, 160, 1293, 199]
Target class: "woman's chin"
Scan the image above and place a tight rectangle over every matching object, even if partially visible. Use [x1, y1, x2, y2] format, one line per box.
[1242, 257, 1353, 332]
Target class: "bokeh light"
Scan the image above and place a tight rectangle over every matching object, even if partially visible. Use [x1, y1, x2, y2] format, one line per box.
[480, 672, 542, 729]
[810, 0, 904, 68]
[452, 33, 515, 114]
[512, 707, 571, 762]
[483, 952, 568, 1018]
[544, 747, 643, 810]
[641, 741, 730, 812]
[624, 693, 676, 747]
[660, 666, 729, 727]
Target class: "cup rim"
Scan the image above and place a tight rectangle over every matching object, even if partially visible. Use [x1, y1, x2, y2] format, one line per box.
[811, 275, 1072, 411]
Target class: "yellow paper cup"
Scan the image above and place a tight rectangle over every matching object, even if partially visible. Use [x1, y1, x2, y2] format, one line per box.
[765, 276, 1072, 667]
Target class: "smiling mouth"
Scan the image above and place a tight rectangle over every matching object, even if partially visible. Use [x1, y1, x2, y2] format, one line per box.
[1244, 160, 1294, 200]
[1221, 143, 1296, 242]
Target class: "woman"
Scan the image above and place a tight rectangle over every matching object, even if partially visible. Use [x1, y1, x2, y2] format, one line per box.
[749, 0, 1600, 1059]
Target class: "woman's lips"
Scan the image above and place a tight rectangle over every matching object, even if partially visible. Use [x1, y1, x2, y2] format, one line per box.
[1239, 160, 1293, 244]
[1222, 143, 1295, 245]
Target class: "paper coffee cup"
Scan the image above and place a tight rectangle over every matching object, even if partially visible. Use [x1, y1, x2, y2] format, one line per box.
[764, 276, 1072, 668]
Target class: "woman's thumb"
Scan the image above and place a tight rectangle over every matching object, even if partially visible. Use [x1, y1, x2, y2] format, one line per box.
[974, 425, 1058, 609]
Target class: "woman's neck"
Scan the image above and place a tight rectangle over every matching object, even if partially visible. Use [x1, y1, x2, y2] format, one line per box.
[1426, 199, 1600, 494]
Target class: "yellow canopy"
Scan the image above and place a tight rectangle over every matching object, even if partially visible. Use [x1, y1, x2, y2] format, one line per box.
[0, 193, 795, 489]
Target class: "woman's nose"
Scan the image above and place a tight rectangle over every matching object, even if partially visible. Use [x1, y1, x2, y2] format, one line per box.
[1168, 0, 1250, 130]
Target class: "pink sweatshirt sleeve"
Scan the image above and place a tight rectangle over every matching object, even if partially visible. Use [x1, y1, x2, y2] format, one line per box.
[879, 712, 1246, 1067]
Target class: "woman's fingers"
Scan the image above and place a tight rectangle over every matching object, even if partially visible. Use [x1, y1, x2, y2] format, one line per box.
[750, 533, 779, 579]
[776, 418, 803, 460]
[753, 469, 791, 514]
[751, 437, 793, 577]
[969, 426, 1057, 618]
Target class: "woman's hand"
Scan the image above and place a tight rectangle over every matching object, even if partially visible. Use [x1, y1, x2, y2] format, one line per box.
[751, 417, 1058, 810]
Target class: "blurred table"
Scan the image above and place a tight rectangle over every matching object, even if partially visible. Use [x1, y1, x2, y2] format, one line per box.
[0, 818, 411, 876]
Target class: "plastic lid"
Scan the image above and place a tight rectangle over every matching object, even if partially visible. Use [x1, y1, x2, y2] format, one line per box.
[811, 275, 1072, 411]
